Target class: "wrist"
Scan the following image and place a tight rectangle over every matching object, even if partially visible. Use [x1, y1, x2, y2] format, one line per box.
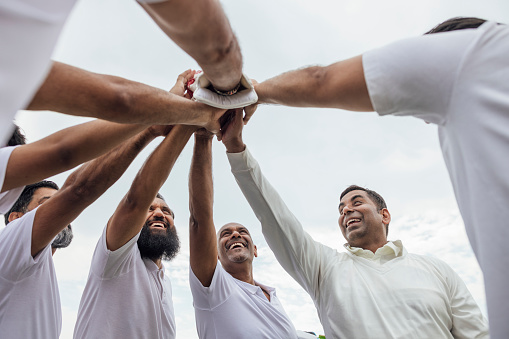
[225, 139, 245, 153]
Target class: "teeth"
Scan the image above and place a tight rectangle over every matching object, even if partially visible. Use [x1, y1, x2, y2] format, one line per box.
[229, 242, 246, 249]
[347, 219, 360, 227]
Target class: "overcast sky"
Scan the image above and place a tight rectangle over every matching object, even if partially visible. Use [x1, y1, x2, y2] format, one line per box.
[9, 0, 509, 337]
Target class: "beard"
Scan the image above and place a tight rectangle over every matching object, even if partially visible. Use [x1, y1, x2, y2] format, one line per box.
[52, 224, 73, 249]
[137, 218, 180, 261]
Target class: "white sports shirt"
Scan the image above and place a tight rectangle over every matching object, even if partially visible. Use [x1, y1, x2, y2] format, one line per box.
[74, 226, 176, 339]
[228, 147, 488, 339]
[0, 146, 24, 214]
[363, 21, 509, 338]
[0, 209, 61, 338]
[190, 262, 298, 339]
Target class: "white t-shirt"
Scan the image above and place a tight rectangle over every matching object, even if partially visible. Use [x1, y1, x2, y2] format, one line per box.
[0, 208, 61, 338]
[190, 262, 297, 339]
[0, 146, 24, 214]
[363, 21, 509, 337]
[74, 226, 176, 339]
[228, 148, 488, 339]
[0, 0, 78, 145]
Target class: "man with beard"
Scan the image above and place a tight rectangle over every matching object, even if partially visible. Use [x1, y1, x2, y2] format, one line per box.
[187, 127, 298, 338]
[0, 125, 167, 338]
[221, 109, 489, 339]
[74, 124, 196, 339]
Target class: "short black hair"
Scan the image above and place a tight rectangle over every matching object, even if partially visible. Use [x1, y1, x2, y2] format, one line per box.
[425, 17, 487, 35]
[339, 185, 389, 235]
[7, 124, 26, 147]
[4, 180, 59, 225]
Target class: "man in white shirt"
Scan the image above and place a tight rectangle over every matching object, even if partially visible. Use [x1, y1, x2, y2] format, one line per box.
[0, 124, 169, 338]
[187, 126, 298, 339]
[1, 0, 243, 144]
[74, 122, 197, 339]
[220, 109, 489, 339]
[250, 17, 509, 338]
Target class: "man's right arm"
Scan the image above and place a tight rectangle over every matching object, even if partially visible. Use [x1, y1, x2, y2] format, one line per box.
[27, 62, 225, 132]
[106, 124, 196, 251]
[221, 109, 325, 295]
[189, 131, 218, 287]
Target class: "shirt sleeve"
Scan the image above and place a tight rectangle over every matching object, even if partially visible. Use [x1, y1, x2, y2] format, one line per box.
[363, 28, 480, 125]
[0, 208, 51, 282]
[0, 146, 24, 214]
[90, 225, 140, 280]
[227, 147, 333, 299]
[431, 258, 490, 338]
[189, 262, 234, 310]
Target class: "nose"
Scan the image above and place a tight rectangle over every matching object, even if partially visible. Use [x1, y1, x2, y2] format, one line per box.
[342, 204, 354, 214]
[231, 230, 241, 238]
[153, 207, 164, 217]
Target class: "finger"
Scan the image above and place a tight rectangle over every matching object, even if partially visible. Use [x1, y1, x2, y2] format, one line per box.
[243, 104, 258, 124]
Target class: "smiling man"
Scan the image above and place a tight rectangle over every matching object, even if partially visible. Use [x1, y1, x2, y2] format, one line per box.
[221, 109, 489, 339]
[188, 127, 297, 338]
[74, 124, 196, 339]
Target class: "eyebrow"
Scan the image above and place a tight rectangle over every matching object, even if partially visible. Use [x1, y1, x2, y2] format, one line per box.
[38, 196, 52, 204]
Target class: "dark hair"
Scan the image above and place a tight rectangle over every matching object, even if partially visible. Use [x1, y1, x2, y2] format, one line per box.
[425, 17, 487, 35]
[7, 124, 26, 147]
[340, 185, 389, 235]
[4, 180, 59, 225]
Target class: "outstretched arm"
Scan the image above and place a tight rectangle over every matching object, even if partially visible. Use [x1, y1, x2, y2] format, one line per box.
[189, 129, 217, 287]
[31, 126, 163, 256]
[254, 55, 373, 112]
[27, 62, 225, 132]
[137, 0, 242, 91]
[106, 124, 196, 251]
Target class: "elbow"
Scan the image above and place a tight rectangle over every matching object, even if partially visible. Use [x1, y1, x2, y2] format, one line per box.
[205, 35, 240, 67]
[101, 80, 136, 123]
[304, 66, 328, 96]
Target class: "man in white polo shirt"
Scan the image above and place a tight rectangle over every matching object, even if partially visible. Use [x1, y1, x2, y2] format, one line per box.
[220, 109, 489, 339]
[1, 0, 244, 144]
[250, 16, 509, 338]
[74, 123, 196, 339]
[0, 124, 168, 338]
[187, 124, 297, 339]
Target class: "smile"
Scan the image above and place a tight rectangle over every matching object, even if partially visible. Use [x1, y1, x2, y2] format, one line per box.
[227, 241, 247, 250]
[346, 218, 361, 228]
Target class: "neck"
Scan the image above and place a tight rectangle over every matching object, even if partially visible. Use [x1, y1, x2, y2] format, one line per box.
[352, 239, 388, 254]
[226, 263, 255, 285]
[152, 258, 162, 269]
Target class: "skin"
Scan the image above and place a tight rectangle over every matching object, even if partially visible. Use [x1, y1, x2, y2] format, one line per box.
[7, 126, 163, 257]
[189, 126, 267, 299]
[138, 0, 242, 91]
[27, 64, 226, 133]
[243, 56, 373, 124]
[338, 190, 391, 253]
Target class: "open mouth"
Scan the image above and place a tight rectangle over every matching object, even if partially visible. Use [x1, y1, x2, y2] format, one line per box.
[346, 218, 361, 228]
[227, 241, 247, 250]
[149, 220, 168, 229]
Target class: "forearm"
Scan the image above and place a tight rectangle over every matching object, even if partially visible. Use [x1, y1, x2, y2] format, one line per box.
[189, 135, 214, 225]
[3, 120, 146, 191]
[27, 61, 217, 126]
[228, 147, 323, 292]
[255, 56, 373, 111]
[139, 0, 242, 91]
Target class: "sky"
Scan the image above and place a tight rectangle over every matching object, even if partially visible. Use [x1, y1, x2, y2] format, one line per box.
[8, 0, 509, 337]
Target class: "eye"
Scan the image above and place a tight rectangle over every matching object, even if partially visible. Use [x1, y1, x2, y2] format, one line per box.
[339, 209, 344, 215]
[163, 209, 171, 215]
[354, 201, 362, 206]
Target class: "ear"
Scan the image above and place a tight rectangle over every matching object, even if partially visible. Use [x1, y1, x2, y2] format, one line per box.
[254, 245, 258, 258]
[8, 211, 23, 223]
[381, 208, 391, 225]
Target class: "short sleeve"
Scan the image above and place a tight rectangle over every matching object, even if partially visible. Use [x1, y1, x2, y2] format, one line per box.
[90, 225, 140, 279]
[0, 146, 24, 214]
[189, 262, 233, 310]
[363, 28, 479, 125]
[0, 208, 51, 282]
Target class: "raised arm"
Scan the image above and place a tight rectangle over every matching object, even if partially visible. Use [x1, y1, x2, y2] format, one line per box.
[2, 120, 146, 192]
[30, 127, 162, 256]
[254, 55, 373, 112]
[27, 62, 225, 132]
[137, 0, 242, 91]
[106, 124, 196, 251]
[221, 109, 327, 296]
[189, 129, 217, 287]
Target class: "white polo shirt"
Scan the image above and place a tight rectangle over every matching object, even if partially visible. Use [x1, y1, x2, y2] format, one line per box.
[0, 208, 61, 338]
[190, 262, 297, 339]
[0, 146, 24, 214]
[74, 226, 176, 339]
[363, 21, 509, 337]
[228, 147, 489, 339]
